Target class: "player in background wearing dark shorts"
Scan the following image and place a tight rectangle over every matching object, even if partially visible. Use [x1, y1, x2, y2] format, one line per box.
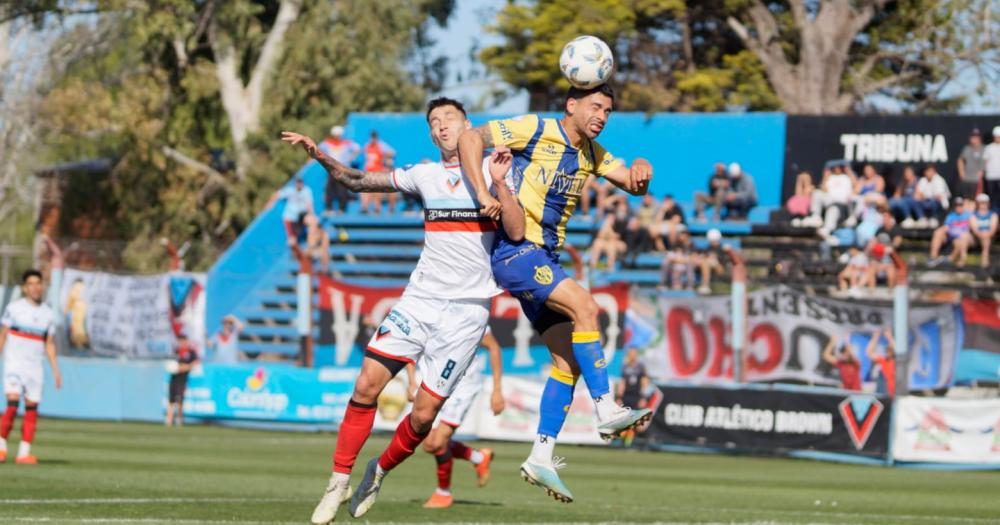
[165, 332, 199, 427]
[616, 348, 650, 446]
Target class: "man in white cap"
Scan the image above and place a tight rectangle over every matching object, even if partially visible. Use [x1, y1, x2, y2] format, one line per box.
[983, 126, 1000, 210]
[722, 162, 757, 220]
[321, 125, 361, 215]
[970, 193, 997, 267]
[694, 228, 732, 294]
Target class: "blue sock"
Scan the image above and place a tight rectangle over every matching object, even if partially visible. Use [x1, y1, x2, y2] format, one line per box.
[537, 368, 576, 438]
[572, 331, 610, 399]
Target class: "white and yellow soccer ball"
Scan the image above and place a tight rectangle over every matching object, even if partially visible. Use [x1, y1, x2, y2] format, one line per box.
[559, 35, 614, 89]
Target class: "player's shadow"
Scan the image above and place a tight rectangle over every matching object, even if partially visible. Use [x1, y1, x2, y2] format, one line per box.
[408, 499, 502, 507]
[39, 459, 71, 465]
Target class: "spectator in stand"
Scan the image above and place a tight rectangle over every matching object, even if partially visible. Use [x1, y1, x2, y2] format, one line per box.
[888, 166, 923, 228]
[589, 199, 629, 270]
[722, 162, 757, 220]
[788, 171, 815, 226]
[865, 328, 897, 397]
[651, 194, 685, 252]
[957, 128, 986, 199]
[928, 196, 973, 267]
[837, 245, 869, 291]
[208, 315, 244, 364]
[304, 213, 332, 274]
[865, 234, 896, 289]
[694, 228, 730, 295]
[808, 162, 856, 234]
[914, 165, 950, 228]
[694, 162, 729, 222]
[320, 125, 361, 216]
[361, 131, 396, 214]
[267, 175, 314, 247]
[621, 194, 659, 266]
[580, 175, 613, 218]
[659, 231, 695, 290]
[822, 334, 862, 391]
[165, 331, 200, 427]
[855, 164, 886, 203]
[853, 197, 887, 248]
[984, 126, 1000, 209]
[971, 193, 998, 267]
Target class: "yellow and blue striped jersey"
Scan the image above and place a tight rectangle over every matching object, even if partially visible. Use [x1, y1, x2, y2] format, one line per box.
[488, 114, 622, 251]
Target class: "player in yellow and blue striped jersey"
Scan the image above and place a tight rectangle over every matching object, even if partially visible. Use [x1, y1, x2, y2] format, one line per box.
[458, 84, 654, 503]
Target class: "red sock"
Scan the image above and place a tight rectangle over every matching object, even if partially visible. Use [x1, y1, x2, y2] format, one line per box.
[377, 414, 428, 472]
[333, 400, 377, 474]
[22, 406, 37, 444]
[1, 402, 16, 439]
[449, 440, 473, 461]
[434, 451, 453, 491]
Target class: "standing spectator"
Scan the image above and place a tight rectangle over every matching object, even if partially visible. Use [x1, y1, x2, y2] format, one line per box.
[651, 195, 685, 251]
[810, 162, 856, 235]
[615, 348, 651, 446]
[722, 163, 757, 220]
[165, 331, 200, 427]
[589, 200, 629, 270]
[694, 162, 729, 222]
[914, 165, 950, 228]
[865, 328, 897, 397]
[984, 126, 1000, 209]
[970, 193, 997, 268]
[304, 213, 332, 274]
[694, 228, 729, 294]
[208, 315, 244, 364]
[928, 197, 973, 267]
[320, 125, 361, 215]
[788, 171, 815, 226]
[889, 166, 923, 228]
[822, 335, 862, 391]
[268, 176, 314, 247]
[361, 131, 396, 214]
[957, 129, 986, 199]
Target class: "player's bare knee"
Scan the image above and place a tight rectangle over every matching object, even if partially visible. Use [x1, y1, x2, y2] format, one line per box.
[573, 297, 600, 330]
[422, 435, 445, 455]
[351, 376, 381, 405]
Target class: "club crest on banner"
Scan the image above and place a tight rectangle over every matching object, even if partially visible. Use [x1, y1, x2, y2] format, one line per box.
[838, 396, 884, 450]
[905, 407, 959, 451]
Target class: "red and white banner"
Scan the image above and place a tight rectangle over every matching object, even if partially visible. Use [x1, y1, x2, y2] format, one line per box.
[893, 396, 1000, 464]
[475, 376, 604, 445]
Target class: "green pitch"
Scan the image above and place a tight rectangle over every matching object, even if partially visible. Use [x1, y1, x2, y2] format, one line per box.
[1, 419, 997, 525]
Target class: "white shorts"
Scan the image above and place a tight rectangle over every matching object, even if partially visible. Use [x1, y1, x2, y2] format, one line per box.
[366, 295, 490, 399]
[3, 361, 43, 403]
[436, 355, 485, 427]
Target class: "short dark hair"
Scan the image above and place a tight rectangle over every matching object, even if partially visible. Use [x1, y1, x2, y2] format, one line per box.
[22, 269, 42, 284]
[566, 83, 615, 106]
[426, 97, 467, 121]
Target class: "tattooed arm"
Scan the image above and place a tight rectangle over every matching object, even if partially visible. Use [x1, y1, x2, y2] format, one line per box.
[458, 125, 502, 219]
[281, 131, 396, 193]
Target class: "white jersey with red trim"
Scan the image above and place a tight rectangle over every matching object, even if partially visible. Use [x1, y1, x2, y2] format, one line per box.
[1, 298, 55, 368]
[390, 159, 502, 301]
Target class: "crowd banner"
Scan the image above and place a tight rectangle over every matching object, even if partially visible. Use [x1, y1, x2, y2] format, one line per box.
[58, 268, 206, 358]
[183, 364, 355, 424]
[637, 286, 961, 390]
[782, 115, 1000, 201]
[316, 275, 628, 372]
[954, 298, 1000, 384]
[893, 396, 1000, 464]
[647, 385, 891, 458]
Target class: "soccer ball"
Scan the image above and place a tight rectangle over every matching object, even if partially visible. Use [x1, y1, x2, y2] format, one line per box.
[559, 35, 614, 89]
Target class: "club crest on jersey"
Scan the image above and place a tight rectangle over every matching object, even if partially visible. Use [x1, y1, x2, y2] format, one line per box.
[533, 265, 554, 285]
[447, 173, 462, 192]
[375, 324, 392, 340]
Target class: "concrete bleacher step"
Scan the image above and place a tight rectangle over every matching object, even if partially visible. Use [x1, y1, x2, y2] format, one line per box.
[241, 324, 307, 339]
[238, 341, 300, 355]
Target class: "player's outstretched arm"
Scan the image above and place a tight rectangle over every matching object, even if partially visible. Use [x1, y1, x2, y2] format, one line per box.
[281, 131, 396, 193]
[604, 158, 653, 196]
[458, 125, 501, 219]
[481, 331, 505, 415]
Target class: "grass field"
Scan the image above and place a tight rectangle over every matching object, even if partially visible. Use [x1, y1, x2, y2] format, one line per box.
[0, 419, 997, 525]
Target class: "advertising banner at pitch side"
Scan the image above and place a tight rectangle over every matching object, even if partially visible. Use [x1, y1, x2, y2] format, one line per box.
[893, 396, 1000, 465]
[647, 385, 891, 457]
[636, 286, 961, 390]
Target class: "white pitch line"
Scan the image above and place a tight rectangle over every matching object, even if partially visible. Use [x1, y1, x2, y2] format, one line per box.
[2, 520, 858, 525]
[0, 498, 303, 505]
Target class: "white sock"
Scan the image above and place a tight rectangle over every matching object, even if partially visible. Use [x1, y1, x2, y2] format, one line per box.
[331, 472, 350, 486]
[375, 463, 386, 477]
[17, 441, 30, 458]
[435, 487, 451, 497]
[594, 395, 619, 421]
[469, 450, 485, 465]
[529, 434, 555, 465]
[0, 436, 7, 452]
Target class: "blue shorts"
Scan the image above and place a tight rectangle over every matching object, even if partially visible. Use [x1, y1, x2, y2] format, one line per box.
[491, 238, 572, 334]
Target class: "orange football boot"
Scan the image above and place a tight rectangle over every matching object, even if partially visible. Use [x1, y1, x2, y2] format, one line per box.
[15, 455, 37, 465]
[475, 448, 494, 487]
[422, 491, 453, 509]
[0, 450, 6, 462]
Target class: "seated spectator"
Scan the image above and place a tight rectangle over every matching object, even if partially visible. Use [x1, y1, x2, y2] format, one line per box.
[267, 175, 314, 247]
[320, 125, 361, 216]
[865, 234, 896, 288]
[693, 228, 730, 294]
[889, 166, 924, 228]
[590, 199, 629, 270]
[722, 163, 757, 220]
[837, 245, 869, 291]
[694, 162, 729, 222]
[928, 196, 973, 267]
[914, 165, 950, 228]
[854, 197, 887, 248]
[970, 193, 997, 267]
[821, 334, 862, 391]
[580, 175, 613, 218]
[788, 171, 815, 226]
[957, 128, 985, 199]
[651, 194, 685, 251]
[361, 131, 396, 215]
[809, 162, 856, 235]
[854, 163, 886, 201]
[659, 231, 695, 290]
[865, 328, 897, 397]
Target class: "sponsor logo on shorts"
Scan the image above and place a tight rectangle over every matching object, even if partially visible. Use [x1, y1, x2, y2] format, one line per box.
[437, 379, 447, 389]
[594, 358, 607, 369]
[385, 309, 412, 336]
[533, 265, 554, 285]
[563, 404, 571, 413]
[520, 291, 534, 301]
[375, 324, 392, 340]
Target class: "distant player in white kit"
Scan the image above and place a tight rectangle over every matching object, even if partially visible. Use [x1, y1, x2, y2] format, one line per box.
[282, 96, 525, 523]
[0, 269, 62, 464]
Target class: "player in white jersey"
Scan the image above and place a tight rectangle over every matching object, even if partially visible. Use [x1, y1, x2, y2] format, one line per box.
[0, 269, 62, 464]
[282, 97, 525, 524]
